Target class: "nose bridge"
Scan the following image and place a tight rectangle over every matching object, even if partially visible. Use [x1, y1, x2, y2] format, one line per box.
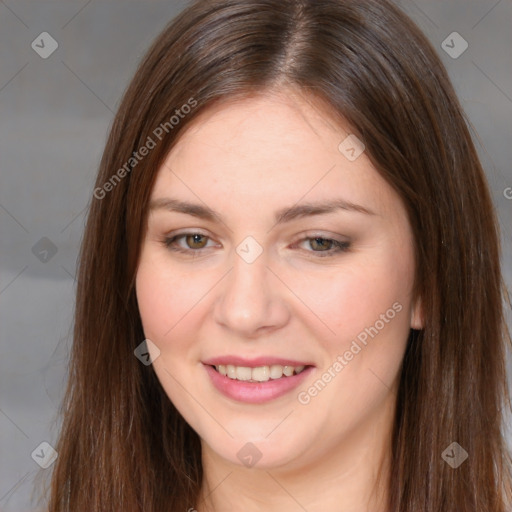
[213, 245, 289, 335]
[232, 248, 267, 297]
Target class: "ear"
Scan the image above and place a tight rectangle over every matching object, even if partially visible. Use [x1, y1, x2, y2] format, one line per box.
[410, 295, 424, 330]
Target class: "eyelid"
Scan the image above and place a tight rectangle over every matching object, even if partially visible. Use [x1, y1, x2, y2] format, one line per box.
[292, 230, 350, 244]
[164, 228, 211, 238]
[162, 230, 349, 245]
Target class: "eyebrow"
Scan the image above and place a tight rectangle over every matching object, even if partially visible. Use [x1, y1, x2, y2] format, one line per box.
[148, 197, 376, 224]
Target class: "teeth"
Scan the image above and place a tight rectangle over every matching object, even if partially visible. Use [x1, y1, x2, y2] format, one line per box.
[215, 364, 307, 382]
[227, 364, 237, 379]
[252, 366, 270, 382]
[235, 366, 252, 381]
[283, 366, 294, 377]
[269, 364, 283, 379]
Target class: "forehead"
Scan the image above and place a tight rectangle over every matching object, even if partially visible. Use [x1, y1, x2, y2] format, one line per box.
[168, 90, 348, 165]
[150, 90, 401, 222]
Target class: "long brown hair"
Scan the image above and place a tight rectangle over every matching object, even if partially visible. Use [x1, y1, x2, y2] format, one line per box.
[41, 0, 512, 510]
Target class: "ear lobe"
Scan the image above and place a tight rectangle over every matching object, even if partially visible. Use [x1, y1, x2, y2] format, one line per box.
[410, 296, 424, 330]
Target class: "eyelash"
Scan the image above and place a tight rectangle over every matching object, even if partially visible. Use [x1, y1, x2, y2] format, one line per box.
[160, 232, 351, 258]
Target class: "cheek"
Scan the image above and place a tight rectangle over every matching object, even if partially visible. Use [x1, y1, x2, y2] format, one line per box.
[287, 243, 415, 363]
[136, 265, 167, 339]
[291, 253, 413, 422]
[136, 256, 197, 345]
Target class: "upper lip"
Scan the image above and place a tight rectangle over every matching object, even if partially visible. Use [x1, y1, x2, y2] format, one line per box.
[202, 356, 314, 367]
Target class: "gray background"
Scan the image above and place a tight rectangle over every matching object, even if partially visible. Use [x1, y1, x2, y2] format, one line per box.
[0, 0, 511, 510]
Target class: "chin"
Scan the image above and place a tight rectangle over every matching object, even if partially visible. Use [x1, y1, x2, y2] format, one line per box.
[200, 425, 314, 470]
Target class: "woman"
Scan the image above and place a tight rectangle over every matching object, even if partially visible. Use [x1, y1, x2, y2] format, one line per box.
[43, 0, 512, 510]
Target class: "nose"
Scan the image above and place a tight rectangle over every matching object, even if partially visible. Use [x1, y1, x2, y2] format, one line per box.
[213, 250, 291, 339]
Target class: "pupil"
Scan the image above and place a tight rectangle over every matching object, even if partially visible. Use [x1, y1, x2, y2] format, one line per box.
[188, 234, 205, 248]
[313, 238, 330, 251]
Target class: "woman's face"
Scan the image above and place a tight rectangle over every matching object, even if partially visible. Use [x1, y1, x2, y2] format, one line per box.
[136, 90, 422, 471]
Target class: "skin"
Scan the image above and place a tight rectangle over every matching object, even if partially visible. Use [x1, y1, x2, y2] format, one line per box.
[135, 88, 423, 512]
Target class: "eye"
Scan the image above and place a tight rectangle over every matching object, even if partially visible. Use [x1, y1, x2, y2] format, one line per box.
[293, 236, 351, 258]
[162, 232, 215, 254]
[161, 232, 351, 259]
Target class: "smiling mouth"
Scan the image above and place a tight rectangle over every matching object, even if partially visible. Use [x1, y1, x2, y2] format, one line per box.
[211, 364, 310, 382]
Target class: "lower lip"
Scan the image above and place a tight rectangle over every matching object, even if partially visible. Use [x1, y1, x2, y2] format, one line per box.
[203, 364, 314, 404]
